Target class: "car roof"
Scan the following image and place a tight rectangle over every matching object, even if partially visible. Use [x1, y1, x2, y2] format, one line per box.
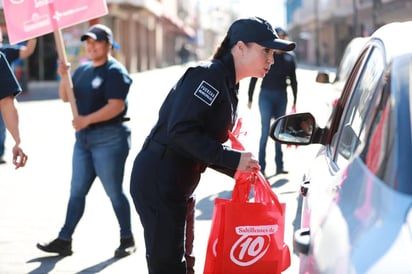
[371, 21, 412, 62]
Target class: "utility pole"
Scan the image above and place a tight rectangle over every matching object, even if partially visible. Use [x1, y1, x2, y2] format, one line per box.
[372, 0, 382, 31]
[315, 0, 320, 66]
[353, 0, 358, 36]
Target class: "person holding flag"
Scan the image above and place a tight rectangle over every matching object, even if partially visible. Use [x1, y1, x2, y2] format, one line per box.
[37, 24, 136, 258]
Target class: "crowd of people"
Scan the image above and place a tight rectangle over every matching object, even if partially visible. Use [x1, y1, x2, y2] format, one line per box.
[1, 16, 298, 274]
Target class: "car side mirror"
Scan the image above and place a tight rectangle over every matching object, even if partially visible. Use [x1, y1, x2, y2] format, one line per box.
[270, 113, 316, 145]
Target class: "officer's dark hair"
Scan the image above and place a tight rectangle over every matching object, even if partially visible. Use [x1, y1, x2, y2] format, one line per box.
[212, 34, 232, 60]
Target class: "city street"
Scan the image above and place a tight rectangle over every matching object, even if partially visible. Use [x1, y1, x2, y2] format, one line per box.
[0, 63, 333, 273]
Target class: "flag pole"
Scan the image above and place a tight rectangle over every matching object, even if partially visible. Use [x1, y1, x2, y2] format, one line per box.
[53, 29, 78, 117]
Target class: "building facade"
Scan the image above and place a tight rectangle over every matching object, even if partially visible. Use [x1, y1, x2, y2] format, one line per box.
[0, 0, 197, 81]
[286, 0, 412, 67]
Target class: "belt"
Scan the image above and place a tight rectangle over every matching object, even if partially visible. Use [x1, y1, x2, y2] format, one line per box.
[143, 138, 172, 158]
[88, 117, 130, 129]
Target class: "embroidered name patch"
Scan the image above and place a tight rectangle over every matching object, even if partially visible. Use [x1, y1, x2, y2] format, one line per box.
[194, 81, 219, 106]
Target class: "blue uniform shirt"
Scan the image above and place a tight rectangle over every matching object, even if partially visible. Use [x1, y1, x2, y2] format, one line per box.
[72, 58, 132, 121]
[0, 52, 22, 100]
[148, 53, 240, 173]
[0, 46, 20, 64]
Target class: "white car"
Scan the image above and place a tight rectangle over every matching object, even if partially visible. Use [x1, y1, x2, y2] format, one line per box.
[270, 21, 412, 273]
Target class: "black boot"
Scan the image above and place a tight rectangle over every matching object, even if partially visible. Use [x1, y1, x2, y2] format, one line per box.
[37, 238, 73, 256]
[114, 237, 136, 258]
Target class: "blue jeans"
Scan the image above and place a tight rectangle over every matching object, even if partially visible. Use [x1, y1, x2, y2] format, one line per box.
[0, 115, 5, 157]
[58, 124, 133, 241]
[258, 88, 287, 173]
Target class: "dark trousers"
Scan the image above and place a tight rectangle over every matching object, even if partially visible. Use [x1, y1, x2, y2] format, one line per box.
[130, 141, 200, 274]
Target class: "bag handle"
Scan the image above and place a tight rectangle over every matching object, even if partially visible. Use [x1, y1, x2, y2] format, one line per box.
[228, 120, 284, 213]
[233, 171, 284, 214]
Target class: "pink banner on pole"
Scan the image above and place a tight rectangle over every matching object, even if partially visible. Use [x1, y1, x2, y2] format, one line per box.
[3, 0, 108, 44]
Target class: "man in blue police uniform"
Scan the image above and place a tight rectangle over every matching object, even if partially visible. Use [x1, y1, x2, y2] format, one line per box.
[248, 27, 298, 177]
[0, 51, 28, 169]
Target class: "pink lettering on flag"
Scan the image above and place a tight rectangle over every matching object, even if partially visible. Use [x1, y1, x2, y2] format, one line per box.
[3, 0, 108, 44]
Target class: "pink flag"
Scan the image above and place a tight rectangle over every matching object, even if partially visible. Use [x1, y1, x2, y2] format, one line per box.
[3, 0, 108, 44]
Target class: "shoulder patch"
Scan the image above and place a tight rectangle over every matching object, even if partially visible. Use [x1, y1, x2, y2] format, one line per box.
[194, 80, 220, 106]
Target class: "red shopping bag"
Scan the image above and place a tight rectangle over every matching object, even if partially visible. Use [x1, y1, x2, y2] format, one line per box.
[203, 198, 229, 274]
[204, 124, 290, 274]
[222, 172, 289, 273]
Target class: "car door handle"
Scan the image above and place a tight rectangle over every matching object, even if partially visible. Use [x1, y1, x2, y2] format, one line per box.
[300, 180, 310, 197]
[293, 227, 310, 255]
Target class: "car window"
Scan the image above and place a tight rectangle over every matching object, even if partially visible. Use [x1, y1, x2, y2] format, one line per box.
[361, 57, 412, 194]
[362, 81, 392, 182]
[334, 47, 385, 167]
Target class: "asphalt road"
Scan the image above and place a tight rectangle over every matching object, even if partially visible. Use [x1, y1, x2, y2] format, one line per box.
[0, 63, 332, 273]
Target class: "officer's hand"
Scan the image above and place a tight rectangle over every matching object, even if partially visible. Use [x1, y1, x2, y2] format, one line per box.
[237, 151, 260, 172]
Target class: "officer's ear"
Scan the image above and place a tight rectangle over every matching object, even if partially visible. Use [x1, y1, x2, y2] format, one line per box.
[232, 41, 248, 57]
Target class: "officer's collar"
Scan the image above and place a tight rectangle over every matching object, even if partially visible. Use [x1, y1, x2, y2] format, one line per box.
[217, 53, 237, 92]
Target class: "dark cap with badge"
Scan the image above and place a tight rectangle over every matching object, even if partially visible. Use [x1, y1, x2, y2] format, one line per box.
[228, 17, 295, 51]
[81, 24, 113, 44]
[80, 24, 121, 50]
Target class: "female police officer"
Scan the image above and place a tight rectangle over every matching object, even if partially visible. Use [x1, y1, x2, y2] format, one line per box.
[130, 17, 295, 274]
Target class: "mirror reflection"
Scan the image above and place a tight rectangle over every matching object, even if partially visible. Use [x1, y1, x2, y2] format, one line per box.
[273, 113, 315, 144]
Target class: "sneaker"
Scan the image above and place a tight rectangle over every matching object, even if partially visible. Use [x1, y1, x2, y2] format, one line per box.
[114, 237, 136, 258]
[0, 157, 5, 164]
[37, 238, 73, 256]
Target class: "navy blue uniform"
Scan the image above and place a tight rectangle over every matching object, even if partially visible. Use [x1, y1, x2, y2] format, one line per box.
[130, 53, 241, 273]
[72, 58, 130, 124]
[0, 45, 23, 161]
[0, 51, 21, 99]
[0, 46, 20, 64]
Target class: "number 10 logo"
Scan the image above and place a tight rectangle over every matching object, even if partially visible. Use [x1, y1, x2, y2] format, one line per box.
[230, 234, 270, 266]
